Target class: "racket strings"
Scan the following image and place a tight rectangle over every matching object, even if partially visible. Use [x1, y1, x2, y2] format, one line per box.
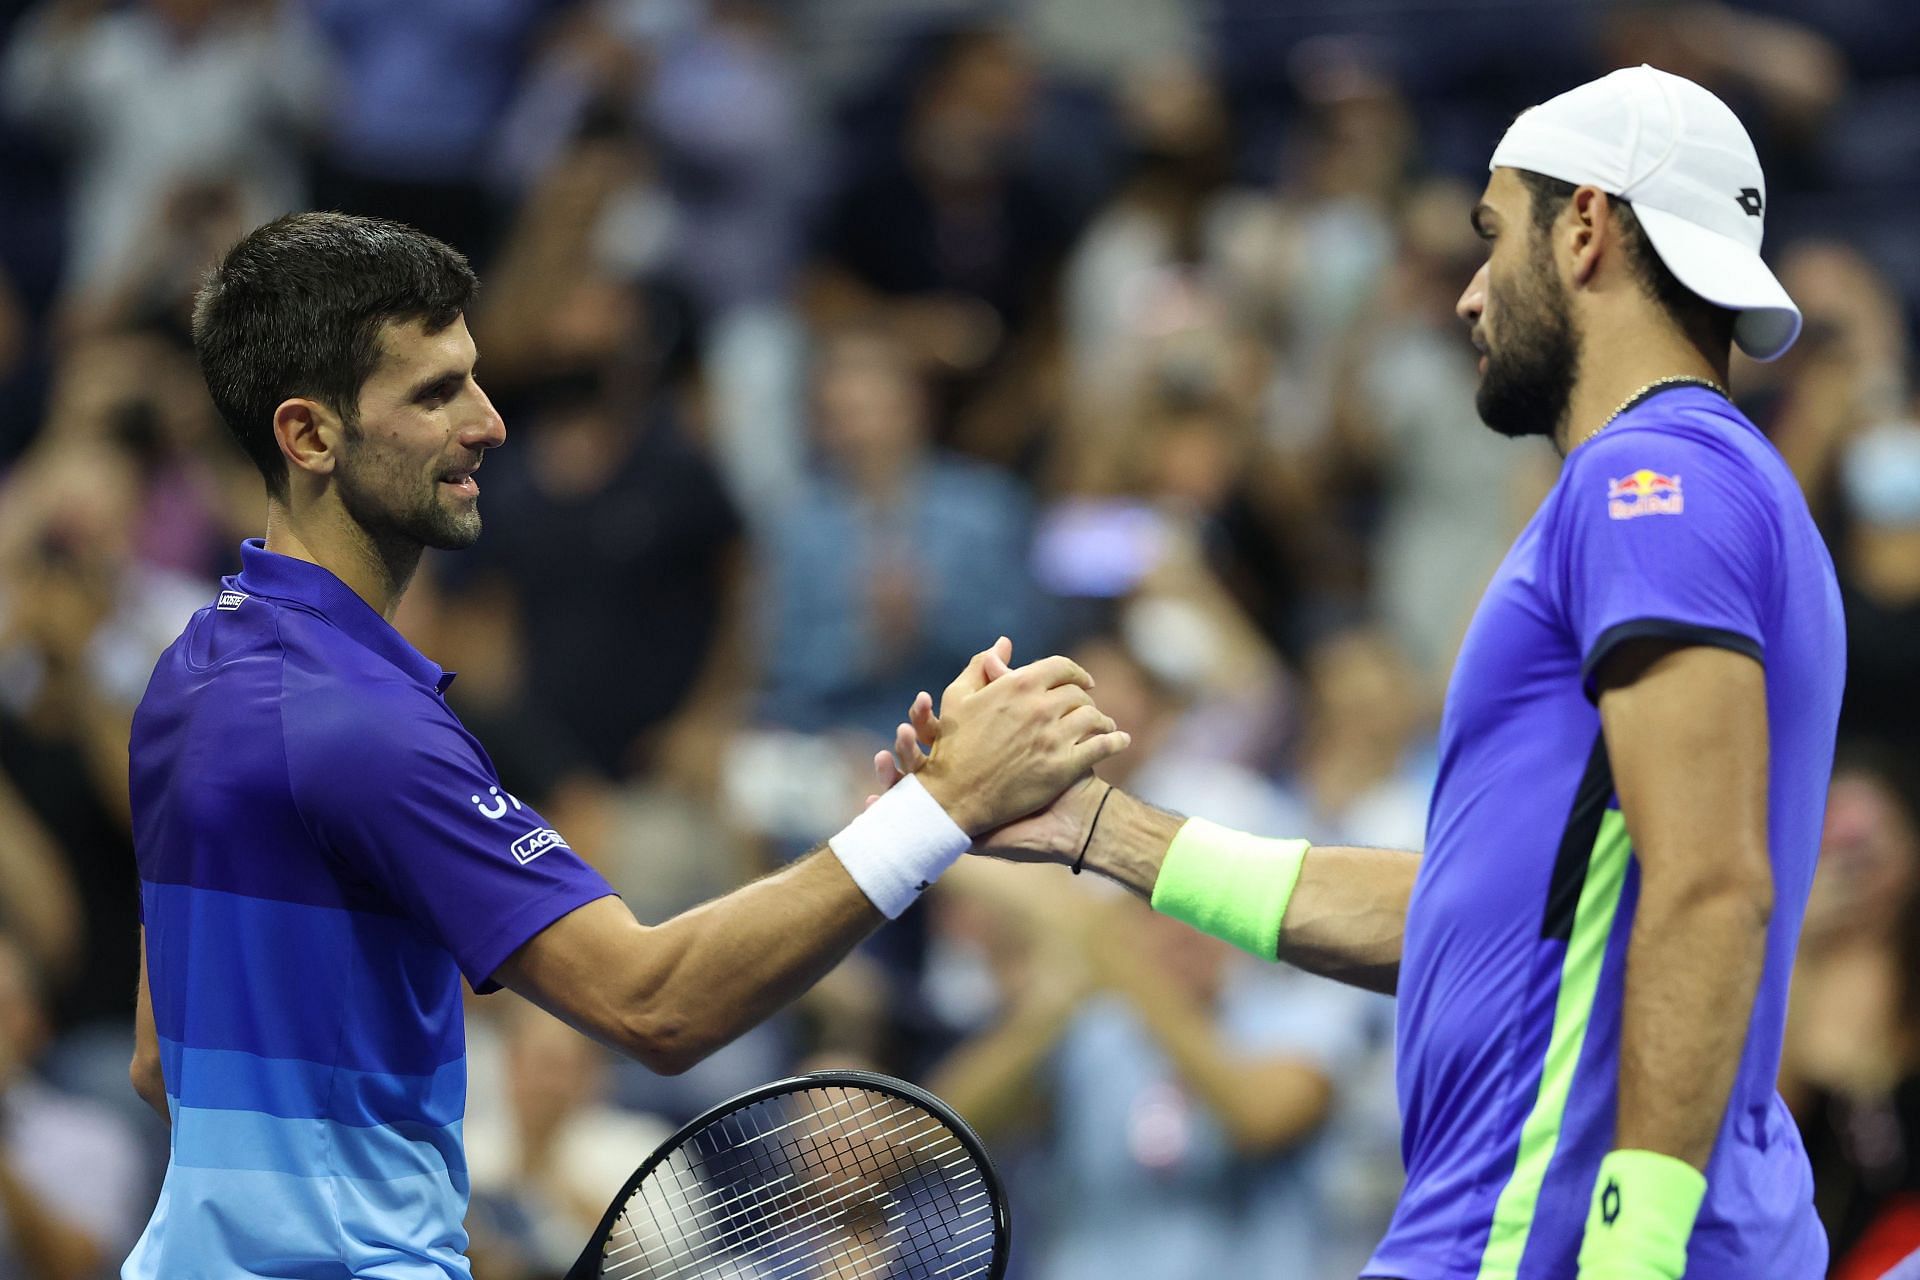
[609, 1096, 954, 1277]
[596, 1085, 997, 1279]
[603, 1097, 949, 1267]
[609, 1093, 948, 1236]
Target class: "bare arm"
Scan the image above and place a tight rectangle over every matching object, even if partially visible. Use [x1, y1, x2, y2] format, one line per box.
[878, 686, 1418, 995]
[130, 927, 168, 1125]
[1068, 789, 1419, 995]
[497, 647, 1129, 1075]
[1597, 640, 1772, 1169]
[493, 853, 879, 1075]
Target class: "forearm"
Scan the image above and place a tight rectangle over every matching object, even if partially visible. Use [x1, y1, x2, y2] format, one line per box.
[1080, 790, 1415, 994]
[601, 852, 881, 1074]
[1615, 880, 1771, 1168]
[1278, 845, 1418, 995]
[0, 1158, 104, 1280]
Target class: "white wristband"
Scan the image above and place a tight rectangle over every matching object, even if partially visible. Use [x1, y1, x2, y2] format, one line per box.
[828, 775, 970, 918]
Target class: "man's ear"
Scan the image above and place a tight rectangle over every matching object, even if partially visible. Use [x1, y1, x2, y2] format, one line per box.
[1567, 185, 1611, 288]
[273, 398, 345, 482]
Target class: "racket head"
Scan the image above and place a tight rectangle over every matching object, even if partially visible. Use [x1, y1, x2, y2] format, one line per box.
[567, 1069, 1010, 1280]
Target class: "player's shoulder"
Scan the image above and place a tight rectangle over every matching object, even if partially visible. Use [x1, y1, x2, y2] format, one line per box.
[271, 614, 466, 767]
[1566, 396, 1786, 512]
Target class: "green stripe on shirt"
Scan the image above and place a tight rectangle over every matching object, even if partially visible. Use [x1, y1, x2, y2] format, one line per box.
[1476, 808, 1633, 1279]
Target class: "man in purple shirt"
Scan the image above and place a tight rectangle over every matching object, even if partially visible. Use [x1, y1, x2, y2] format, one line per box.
[891, 66, 1843, 1279]
[123, 211, 1130, 1277]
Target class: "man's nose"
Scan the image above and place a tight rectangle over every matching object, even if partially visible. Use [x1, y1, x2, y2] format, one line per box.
[466, 382, 506, 450]
[1456, 261, 1489, 327]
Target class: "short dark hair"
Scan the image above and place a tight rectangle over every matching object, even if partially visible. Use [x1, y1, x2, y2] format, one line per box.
[192, 212, 477, 499]
[1516, 170, 1736, 355]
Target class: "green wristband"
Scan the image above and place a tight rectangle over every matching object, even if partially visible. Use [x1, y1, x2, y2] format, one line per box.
[1577, 1149, 1707, 1280]
[1148, 818, 1309, 960]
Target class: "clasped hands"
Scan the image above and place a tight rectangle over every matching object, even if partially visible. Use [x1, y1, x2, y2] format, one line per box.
[874, 637, 1124, 865]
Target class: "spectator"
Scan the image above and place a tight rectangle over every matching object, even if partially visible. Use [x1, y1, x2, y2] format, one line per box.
[1060, 56, 1233, 397]
[1335, 180, 1549, 681]
[1833, 421, 1920, 760]
[761, 324, 1039, 739]
[438, 372, 748, 787]
[1045, 626, 1402, 1275]
[1756, 241, 1910, 511]
[1047, 298, 1315, 662]
[465, 999, 670, 1279]
[0, 930, 148, 1277]
[470, 123, 678, 399]
[1270, 627, 1433, 854]
[1, 0, 323, 302]
[806, 25, 1074, 383]
[38, 328, 251, 581]
[305, 0, 573, 264]
[1784, 751, 1920, 1278]
[0, 11, 1911, 1270]
[0, 770, 80, 1006]
[927, 872, 1369, 1280]
[0, 439, 203, 1042]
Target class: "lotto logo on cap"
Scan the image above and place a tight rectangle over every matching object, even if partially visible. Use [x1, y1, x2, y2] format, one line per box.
[1489, 65, 1802, 361]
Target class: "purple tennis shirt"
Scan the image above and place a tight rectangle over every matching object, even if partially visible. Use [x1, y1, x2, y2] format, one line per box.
[1366, 386, 1844, 1279]
[125, 540, 614, 1278]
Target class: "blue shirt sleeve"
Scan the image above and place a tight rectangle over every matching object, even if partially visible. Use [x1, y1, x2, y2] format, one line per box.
[287, 682, 615, 992]
[1549, 426, 1777, 688]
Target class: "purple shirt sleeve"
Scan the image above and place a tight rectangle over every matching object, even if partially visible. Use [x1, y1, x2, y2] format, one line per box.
[1549, 427, 1776, 687]
[289, 683, 614, 991]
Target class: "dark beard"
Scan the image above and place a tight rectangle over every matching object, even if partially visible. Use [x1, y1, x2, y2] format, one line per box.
[1475, 252, 1580, 441]
[336, 436, 482, 554]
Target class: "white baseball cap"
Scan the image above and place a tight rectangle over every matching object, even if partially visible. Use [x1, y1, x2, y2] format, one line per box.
[1489, 65, 1802, 361]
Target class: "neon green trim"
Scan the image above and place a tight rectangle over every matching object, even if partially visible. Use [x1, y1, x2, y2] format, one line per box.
[1475, 809, 1634, 1280]
[1149, 818, 1309, 960]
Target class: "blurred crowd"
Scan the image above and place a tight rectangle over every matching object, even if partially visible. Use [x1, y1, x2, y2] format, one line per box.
[0, 0, 1916, 1276]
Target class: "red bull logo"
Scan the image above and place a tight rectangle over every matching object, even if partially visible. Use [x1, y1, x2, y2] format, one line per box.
[1607, 468, 1684, 520]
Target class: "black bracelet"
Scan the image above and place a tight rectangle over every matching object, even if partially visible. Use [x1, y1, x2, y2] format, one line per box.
[1072, 784, 1115, 875]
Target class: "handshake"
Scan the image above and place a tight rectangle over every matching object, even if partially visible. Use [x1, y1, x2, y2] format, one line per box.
[861, 636, 1131, 874]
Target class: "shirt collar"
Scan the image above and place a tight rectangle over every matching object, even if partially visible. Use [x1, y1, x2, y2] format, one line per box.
[230, 539, 454, 693]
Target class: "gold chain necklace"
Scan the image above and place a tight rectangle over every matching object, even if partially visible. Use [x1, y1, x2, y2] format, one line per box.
[1570, 375, 1727, 451]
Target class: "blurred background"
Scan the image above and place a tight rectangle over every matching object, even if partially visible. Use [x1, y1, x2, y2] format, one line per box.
[0, 0, 1916, 1276]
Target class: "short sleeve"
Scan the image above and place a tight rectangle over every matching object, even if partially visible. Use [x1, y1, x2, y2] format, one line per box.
[288, 685, 614, 991]
[1551, 429, 1777, 689]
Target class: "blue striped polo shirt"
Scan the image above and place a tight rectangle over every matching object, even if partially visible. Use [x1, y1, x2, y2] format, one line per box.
[125, 540, 614, 1278]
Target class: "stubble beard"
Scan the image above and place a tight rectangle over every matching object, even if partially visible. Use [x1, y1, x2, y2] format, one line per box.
[336, 434, 483, 554]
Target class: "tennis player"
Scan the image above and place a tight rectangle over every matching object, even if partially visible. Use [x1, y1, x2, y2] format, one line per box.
[887, 67, 1841, 1279]
[121, 212, 1129, 1277]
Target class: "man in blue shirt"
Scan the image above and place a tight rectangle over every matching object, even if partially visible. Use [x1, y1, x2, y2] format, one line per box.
[124, 211, 1131, 1276]
[889, 67, 1842, 1278]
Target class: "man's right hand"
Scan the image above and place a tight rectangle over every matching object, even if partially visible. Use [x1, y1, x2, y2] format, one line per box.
[913, 639, 1130, 837]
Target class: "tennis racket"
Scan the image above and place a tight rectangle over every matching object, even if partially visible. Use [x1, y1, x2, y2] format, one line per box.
[564, 1069, 1011, 1280]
